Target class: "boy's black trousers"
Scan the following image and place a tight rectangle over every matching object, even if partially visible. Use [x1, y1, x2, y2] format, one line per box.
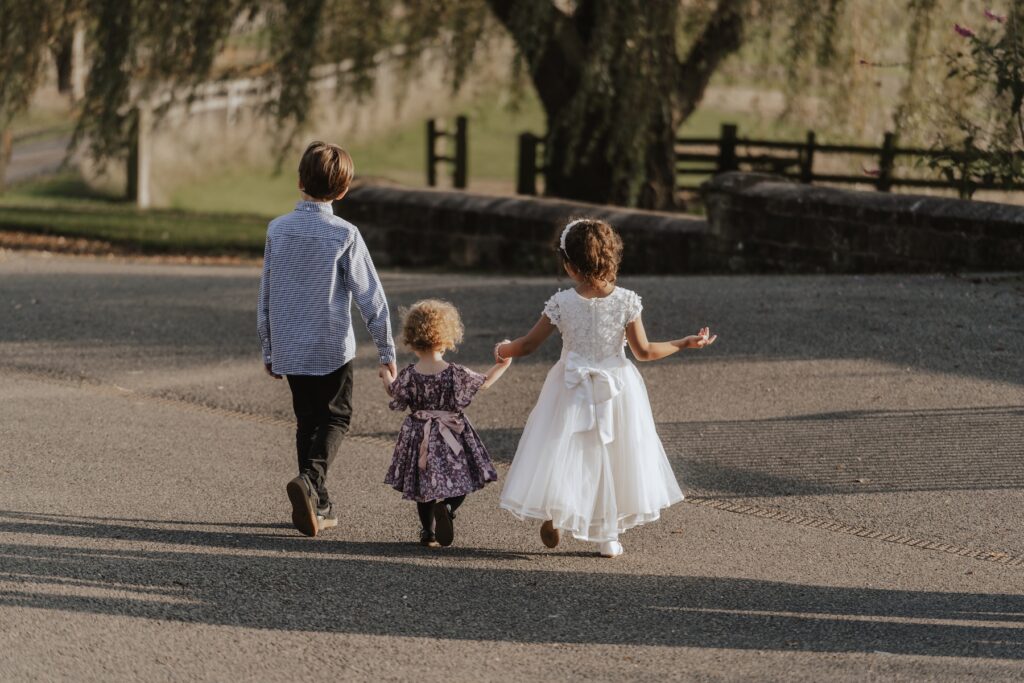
[286, 361, 353, 506]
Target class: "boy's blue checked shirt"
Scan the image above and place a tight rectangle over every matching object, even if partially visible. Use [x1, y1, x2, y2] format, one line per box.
[257, 200, 396, 376]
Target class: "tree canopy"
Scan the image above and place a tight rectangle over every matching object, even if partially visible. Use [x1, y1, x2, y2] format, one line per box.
[1, 1, 1015, 207]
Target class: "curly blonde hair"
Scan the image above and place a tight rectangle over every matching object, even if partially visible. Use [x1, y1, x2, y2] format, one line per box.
[558, 218, 623, 286]
[401, 299, 465, 352]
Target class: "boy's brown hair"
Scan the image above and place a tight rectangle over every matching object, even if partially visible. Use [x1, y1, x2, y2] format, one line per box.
[299, 141, 355, 200]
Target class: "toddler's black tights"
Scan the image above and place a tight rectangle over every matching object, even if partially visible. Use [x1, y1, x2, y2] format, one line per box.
[416, 496, 465, 531]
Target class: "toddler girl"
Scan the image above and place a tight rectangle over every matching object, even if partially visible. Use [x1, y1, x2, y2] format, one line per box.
[495, 218, 716, 558]
[384, 299, 510, 547]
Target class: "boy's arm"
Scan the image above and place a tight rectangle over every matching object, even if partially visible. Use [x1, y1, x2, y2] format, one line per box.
[256, 235, 276, 373]
[344, 229, 396, 370]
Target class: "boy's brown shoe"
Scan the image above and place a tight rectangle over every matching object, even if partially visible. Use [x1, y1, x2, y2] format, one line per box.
[286, 475, 319, 537]
[540, 520, 560, 548]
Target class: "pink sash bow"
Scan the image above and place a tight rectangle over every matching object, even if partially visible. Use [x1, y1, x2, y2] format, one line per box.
[411, 410, 466, 470]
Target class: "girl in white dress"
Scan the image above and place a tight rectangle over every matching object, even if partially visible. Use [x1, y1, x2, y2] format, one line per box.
[495, 218, 716, 558]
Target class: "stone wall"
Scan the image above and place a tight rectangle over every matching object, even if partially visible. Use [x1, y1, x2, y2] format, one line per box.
[701, 173, 1024, 273]
[337, 185, 709, 274]
[335, 175, 1024, 275]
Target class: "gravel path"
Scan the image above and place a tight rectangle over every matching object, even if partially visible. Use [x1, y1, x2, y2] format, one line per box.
[1, 250, 1022, 681]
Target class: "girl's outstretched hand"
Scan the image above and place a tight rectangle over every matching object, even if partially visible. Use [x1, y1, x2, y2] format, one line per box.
[684, 327, 717, 349]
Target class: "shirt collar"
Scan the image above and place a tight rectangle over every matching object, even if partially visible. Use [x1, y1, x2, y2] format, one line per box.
[295, 200, 336, 215]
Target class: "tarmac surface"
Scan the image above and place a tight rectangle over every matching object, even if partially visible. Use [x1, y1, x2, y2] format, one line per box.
[1, 250, 1023, 681]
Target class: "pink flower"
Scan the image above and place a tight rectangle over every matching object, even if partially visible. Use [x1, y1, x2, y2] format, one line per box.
[954, 23, 976, 38]
[984, 9, 1007, 23]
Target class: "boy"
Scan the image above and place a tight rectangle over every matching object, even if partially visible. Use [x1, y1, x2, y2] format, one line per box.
[258, 141, 396, 537]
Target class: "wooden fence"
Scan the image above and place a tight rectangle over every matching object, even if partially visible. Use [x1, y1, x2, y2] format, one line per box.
[515, 123, 1024, 199]
[426, 116, 468, 189]
[677, 123, 1024, 197]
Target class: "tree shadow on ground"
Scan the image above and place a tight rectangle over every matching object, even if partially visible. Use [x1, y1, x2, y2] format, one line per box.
[0, 510, 1021, 658]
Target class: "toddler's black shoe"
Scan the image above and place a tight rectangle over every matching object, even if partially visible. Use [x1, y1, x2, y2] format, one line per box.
[317, 501, 338, 532]
[286, 474, 319, 537]
[433, 501, 454, 547]
[419, 528, 440, 547]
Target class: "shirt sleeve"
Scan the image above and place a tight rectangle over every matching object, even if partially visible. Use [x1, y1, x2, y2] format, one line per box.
[542, 292, 561, 326]
[343, 229, 396, 365]
[453, 365, 487, 409]
[256, 234, 272, 364]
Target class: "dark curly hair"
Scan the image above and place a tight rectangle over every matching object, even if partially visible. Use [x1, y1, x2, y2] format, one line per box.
[557, 218, 623, 286]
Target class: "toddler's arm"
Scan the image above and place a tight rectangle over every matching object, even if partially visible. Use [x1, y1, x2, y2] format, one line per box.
[626, 315, 716, 362]
[480, 355, 512, 390]
[494, 315, 556, 361]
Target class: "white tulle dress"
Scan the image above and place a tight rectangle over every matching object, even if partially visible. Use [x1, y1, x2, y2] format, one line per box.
[499, 287, 684, 542]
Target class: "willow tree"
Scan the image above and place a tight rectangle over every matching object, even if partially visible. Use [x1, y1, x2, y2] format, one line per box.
[0, 0, 982, 208]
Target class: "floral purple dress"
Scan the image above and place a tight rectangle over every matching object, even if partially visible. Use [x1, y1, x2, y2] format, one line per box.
[385, 363, 498, 502]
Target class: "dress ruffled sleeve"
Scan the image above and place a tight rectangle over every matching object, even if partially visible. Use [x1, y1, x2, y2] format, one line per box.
[625, 290, 643, 323]
[452, 364, 487, 409]
[542, 292, 561, 326]
[388, 366, 414, 411]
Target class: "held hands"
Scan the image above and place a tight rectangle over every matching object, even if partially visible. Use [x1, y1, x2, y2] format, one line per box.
[379, 362, 397, 395]
[493, 339, 512, 365]
[681, 327, 717, 349]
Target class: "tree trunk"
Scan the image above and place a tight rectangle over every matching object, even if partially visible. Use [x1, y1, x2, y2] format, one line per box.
[0, 128, 11, 194]
[487, 0, 745, 211]
[542, 107, 676, 210]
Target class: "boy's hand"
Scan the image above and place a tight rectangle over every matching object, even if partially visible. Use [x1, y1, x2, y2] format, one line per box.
[380, 363, 396, 394]
[264, 362, 282, 379]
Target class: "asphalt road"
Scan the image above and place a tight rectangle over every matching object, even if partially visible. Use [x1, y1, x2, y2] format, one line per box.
[1, 251, 1023, 681]
[4, 134, 71, 186]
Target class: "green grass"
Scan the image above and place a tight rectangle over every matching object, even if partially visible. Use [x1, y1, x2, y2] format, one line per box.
[0, 172, 269, 254]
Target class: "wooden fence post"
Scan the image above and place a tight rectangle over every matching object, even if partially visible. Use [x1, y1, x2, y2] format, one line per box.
[126, 104, 152, 207]
[800, 131, 816, 184]
[877, 132, 896, 192]
[426, 119, 438, 187]
[517, 133, 538, 195]
[453, 115, 467, 189]
[718, 123, 739, 172]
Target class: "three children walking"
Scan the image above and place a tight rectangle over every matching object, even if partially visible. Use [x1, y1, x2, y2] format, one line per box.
[258, 141, 716, 557]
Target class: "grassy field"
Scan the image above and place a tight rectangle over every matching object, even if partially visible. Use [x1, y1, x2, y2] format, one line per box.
[167, 92, 776, 215]
[1, 93, 789, 253]
[0, 173, 268, 254]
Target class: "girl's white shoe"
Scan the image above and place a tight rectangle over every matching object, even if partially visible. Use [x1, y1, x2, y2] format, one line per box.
[599, 541, 624, 558]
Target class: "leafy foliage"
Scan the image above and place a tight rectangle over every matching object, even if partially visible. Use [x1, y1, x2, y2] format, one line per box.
[4, 0, 1004, 206]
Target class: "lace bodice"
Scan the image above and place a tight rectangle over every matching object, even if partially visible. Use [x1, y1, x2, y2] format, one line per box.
[543, 287, 643, 363]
